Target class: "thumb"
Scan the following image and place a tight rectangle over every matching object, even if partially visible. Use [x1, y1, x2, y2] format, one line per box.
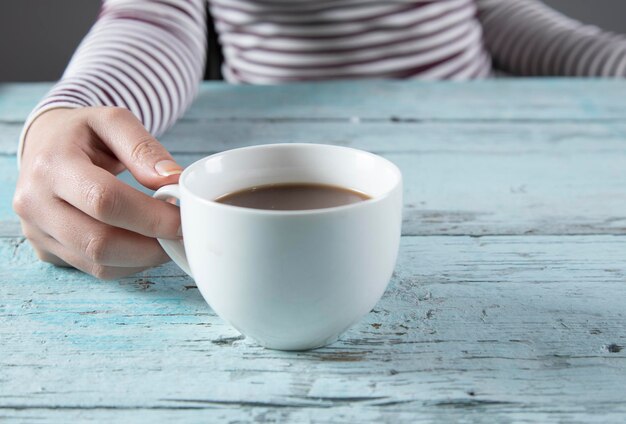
[85, 107, 183, 189]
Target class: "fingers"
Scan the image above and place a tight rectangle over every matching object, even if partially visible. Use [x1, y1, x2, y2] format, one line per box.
[84, 107, 183, 190]
[22, 205, 169, 279]
[22, 223, 70, 266]
[38, 197, 171, 267]
[34, 247, 70, 267]
[14, 107, 179, 280]
[52, 151, 181, 239]
[35, 233, 149, 280]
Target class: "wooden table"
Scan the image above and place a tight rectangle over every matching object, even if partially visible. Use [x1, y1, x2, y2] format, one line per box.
[1, 80, 625, 423]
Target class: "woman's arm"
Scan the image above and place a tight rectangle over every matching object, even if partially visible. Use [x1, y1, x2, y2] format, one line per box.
[13, 1, 207, 279]
[477, 0, 626, 76]
[18, 0, 207, 165]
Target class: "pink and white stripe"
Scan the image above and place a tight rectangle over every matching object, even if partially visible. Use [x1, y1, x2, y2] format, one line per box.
[19, 0, 626, 164]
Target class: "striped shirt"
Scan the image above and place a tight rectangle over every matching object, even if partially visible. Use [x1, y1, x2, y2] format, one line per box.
[18, 0, 626, 162]
[213, 0, 492, 83]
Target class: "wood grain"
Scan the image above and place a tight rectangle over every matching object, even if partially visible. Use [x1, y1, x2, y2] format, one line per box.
[2, 235, 625, 423]
[5, 120, 626, 156]
[2, 80, 626, 423]
[3, 80, 626, 122]
[4, 135, 626, 237]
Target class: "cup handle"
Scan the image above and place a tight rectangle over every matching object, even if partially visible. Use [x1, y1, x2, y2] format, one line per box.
[153, 184, 192, 277]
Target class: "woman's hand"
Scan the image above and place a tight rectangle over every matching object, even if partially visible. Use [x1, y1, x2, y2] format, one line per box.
[13, 107, 183, 279]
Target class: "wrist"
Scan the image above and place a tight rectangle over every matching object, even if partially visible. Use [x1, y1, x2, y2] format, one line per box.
[18, 105, 80, 169]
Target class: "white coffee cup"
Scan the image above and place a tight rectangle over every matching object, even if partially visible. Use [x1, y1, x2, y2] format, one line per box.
[154, 143, 402, 350]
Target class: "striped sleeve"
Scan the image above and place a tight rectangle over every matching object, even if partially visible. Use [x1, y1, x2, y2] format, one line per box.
[18, 0, 207, 166]
[477, 0, 626, 77]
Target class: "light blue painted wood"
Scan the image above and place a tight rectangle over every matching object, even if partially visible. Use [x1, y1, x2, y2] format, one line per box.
[3, 81, 626, 237]
[0, 83, 51, 121]
[0, 123, 21, 153]
[2, 80, 626, 423]
[3, 79, 626, 123]
[1, 235, 625, 422]
[5, 139, 626, 237]
[5, 120, 626, 156]
[0, 157, 17, 222]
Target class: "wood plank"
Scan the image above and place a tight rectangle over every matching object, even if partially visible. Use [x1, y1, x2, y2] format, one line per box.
[2, 235, 625, 422]
[3, 135, 626, 237]
[128, 145, 626, 236]
[3, 80, 626, 123]
[6, 119, 626, 156]
[0, 157, 17, 223]
[0, 221, 20, 238]
[186, 79, 626, 121]
[0, 83, 51, 122]
[4, 120, 626, 156]
[160, 120, 626, 155]
[0, 122, 21, 155]
[3, 80, 625, 236]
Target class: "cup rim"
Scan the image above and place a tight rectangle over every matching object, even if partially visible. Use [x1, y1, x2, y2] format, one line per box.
[179, 143, 402, 216]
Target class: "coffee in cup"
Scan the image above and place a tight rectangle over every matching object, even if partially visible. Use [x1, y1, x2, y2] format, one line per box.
[215, 183, 371, 210]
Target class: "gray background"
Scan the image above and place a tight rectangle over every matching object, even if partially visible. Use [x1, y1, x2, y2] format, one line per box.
[1, 0, 625, 81]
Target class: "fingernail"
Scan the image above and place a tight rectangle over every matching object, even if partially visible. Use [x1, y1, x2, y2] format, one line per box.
[155, 160, 183, 177]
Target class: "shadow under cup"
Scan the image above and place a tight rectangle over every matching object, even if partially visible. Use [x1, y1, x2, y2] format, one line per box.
[159, 143, 403, 350]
